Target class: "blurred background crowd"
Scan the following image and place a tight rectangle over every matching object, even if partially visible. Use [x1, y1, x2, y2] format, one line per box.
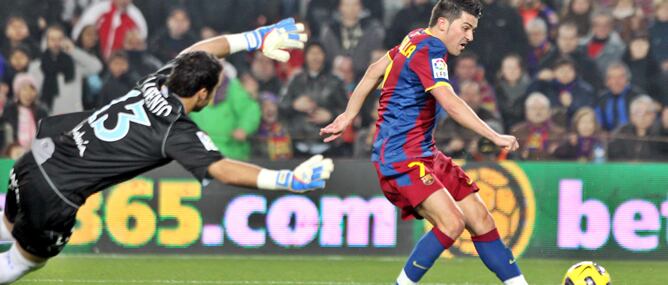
[0, 0, 666, 162]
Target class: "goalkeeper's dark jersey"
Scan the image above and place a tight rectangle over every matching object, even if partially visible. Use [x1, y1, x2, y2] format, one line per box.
[31, 62, 224, 206]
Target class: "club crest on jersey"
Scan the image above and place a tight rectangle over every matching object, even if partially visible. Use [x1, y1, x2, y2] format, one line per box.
[431, 58, 448, 79]
[196, 131, 219, 151]
[421, 173, 434, 185]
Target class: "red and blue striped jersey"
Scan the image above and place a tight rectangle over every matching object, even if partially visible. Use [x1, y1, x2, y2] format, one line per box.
[372, 28, 451, 163]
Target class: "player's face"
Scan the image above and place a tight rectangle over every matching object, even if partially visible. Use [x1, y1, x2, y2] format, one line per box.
[193, 72, 223, 112]
[443, 12, 478, 56]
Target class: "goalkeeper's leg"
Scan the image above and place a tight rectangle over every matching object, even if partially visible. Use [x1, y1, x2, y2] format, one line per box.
[0, 242, 46, 284]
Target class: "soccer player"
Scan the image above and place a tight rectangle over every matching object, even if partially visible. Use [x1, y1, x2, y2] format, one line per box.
[320, 1, 527, 284]
[0, 18, 334, 284]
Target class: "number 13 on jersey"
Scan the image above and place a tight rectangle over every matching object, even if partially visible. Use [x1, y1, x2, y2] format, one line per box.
[89, 90, 151, 142]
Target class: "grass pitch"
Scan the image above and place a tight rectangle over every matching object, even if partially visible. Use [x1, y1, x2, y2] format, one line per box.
[15, 255, 666, 285]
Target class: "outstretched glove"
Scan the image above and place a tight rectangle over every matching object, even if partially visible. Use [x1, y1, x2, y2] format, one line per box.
[242, 18, 307, 62]
[257, 155, 334, 192]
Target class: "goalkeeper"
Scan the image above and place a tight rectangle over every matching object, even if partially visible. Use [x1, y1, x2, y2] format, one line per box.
[0, 18, 333, 284]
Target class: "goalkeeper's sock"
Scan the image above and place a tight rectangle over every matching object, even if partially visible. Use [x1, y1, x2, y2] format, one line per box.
[472, 228, 526, 285]
[396, 228, 454, 285]
[0, 213, 12, 241]
[0, 243, 45, 284]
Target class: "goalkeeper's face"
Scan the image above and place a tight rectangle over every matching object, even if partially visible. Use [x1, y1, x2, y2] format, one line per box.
[193, 71, 223, 112]
[442, 12, 478, 56]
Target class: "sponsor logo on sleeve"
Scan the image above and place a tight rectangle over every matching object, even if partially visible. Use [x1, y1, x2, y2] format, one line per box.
[431, 58, 448, 79]
[196, 131, 219, 151]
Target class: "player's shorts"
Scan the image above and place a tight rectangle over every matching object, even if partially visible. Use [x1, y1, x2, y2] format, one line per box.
[4, 152, 78, 258]
[373, 151, 478, 220]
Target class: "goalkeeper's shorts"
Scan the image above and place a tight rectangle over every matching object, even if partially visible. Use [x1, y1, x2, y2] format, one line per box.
[4, 152, 78, 258]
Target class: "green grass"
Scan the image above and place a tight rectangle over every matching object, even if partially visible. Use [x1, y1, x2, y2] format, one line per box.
[15, 255, 667, 285]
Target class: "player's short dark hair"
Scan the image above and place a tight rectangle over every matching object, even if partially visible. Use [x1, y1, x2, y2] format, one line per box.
[165, 51, 222, 98]
[429, 0, 482, 27]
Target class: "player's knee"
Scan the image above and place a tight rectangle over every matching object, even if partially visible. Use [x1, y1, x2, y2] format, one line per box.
[435, 216, 465, 238]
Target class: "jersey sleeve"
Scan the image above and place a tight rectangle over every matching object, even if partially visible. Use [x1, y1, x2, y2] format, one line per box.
[163, 119, 224, 182]
[408, 39, 451, 92]
[387, 44, 400, 60]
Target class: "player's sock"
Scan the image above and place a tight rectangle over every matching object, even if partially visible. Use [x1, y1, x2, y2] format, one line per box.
[472, 228, 526, 285]
[396, 228, 454, 285]
[0, 243, 45, 284]
[0, 214, 12, 241]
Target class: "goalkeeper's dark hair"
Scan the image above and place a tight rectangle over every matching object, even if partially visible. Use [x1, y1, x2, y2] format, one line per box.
[165, 51, 222, 98]
[429, 0, 483, 27]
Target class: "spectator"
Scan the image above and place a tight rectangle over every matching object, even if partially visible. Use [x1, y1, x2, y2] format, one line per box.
[560, 0, 594, 38]
[1, 73, 48, 153]
[332, 55, 356, 93]
[250, 52, 282, 95]
[320, 0, 385, 78]
[148, 6, 198, 63]
[75, 24, 104, 110]
[583, 11, 626, 75]
[540, 22, 602, 91]
[468, 0, 528, 82]
[553, 107, 605, 161]
[32, 25, 103, 115]
[528, 57, 596, 129]
[611, 0, 648, 42]
[525, 18, 554, 76]
[353, 100, 378, 159]
[1, 46, 33, 103]
[435, 81, 500, 159]
[451, 52, 498, 116]
[123, 28, 162, 76]
[495, 54, 531, 131]
[383, 0, 432, 49]
[97, 51, 138, 107]
[595, 62, 643, 132]
[72, 0, 148, 59]
[0, 15, 37, 58]
[252, 92, 293, 160]
[280, 41, 348, 157]
[608, 95, 662, 161]
[649, 0, 668, 71]
[306, 0, 337, 39]
[511, 92, 566, 160]
[623, 34, 663, 104]
[517, 0, 560, 38]
[659, 106, 668, 158]
[190, 72, 261, 161]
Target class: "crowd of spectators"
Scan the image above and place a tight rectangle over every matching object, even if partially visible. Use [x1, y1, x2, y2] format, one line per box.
[0, 0, 667, 162]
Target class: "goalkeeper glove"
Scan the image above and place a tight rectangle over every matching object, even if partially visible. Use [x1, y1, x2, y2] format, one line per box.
[227, 18, 307, 62]
[257, 155, 334, 193]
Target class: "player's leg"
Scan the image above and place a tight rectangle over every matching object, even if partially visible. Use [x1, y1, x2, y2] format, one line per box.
[0, 210, 14, 242]
[396, 189, 466, 285]
[0, 167, 48, 284]
[457, 193, 527, 285]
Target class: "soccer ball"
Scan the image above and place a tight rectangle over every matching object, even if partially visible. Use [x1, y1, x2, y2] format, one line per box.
[562, 261, 611, 285]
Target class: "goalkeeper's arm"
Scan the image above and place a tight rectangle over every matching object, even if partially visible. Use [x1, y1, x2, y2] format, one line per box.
[180, 18, 307, 62]
[207, 155, 334, 193]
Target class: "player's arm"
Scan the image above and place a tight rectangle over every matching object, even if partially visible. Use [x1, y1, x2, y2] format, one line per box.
[180, 18, 307, 62]
[320, 55, 390, 142]
[431, 86, 519, 151]
[207, 155, 334, 193]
